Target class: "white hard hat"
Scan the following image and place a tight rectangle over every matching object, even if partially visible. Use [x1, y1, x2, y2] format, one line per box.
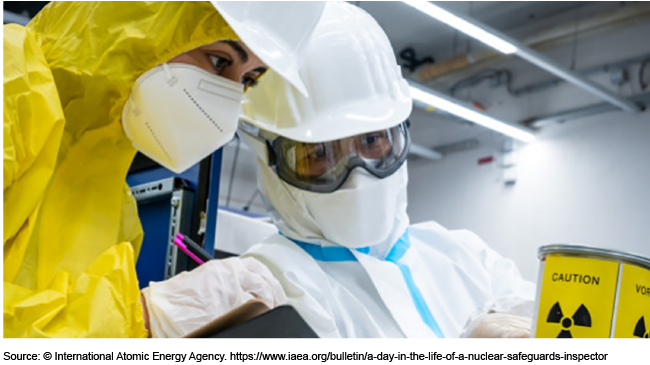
[240, 2, 413, 143]
[210, 1, 325, 96]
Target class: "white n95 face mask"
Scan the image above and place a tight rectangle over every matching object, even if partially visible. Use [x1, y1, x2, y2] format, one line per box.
[122, 63, 243, 173]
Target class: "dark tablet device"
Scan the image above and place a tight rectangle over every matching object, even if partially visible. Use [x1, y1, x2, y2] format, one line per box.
[212, 305, 319, 338]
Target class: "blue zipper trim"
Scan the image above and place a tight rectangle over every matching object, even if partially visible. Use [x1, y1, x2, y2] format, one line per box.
[282, 231, 445, 338]
[384, 235, 445, 338]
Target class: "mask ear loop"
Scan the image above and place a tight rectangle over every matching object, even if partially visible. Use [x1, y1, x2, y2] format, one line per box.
[162, 63, 178, 86]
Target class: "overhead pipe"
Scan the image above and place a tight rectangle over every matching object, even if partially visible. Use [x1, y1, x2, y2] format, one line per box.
[524, 92, 650, 128]
[405, 1, 643, 113]
[510, 53, 650, 97]
[510, 37, 641, 113]
[417, 2, 650, 82]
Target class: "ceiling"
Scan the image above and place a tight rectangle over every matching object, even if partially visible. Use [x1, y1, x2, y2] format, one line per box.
[355, 1, 648, 156]
[357, 1, 588, 61]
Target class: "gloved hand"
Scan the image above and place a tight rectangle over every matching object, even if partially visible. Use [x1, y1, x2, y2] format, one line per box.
[141, 257, 287, 338]
[462, 313, 532, 338]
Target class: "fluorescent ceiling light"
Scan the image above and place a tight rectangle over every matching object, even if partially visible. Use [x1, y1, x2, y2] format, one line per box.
[402, 1, 518, 54]
[409, 86, 536, 143]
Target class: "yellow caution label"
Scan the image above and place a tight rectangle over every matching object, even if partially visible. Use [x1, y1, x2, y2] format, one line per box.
[534, 255, 619, 338]
[613, 264, 650, 338]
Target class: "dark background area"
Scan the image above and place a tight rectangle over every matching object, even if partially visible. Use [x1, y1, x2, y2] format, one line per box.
[4, 1, 49, 17]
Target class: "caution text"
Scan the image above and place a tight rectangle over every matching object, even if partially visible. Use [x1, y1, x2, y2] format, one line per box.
[552, 273, 600, 285]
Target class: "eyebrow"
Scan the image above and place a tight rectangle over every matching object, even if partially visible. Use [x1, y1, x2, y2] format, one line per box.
[223, 40, 249, 63]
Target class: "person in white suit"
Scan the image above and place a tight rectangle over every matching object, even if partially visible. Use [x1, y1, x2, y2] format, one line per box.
[236, 2, 535, 338]
[144, 2, 535, 338]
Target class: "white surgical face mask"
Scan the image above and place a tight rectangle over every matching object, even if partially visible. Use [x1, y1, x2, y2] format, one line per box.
[122, 63, 243, 173]
[258, 158, 410, 248]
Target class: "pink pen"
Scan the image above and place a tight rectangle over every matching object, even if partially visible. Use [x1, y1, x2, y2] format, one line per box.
[173, 238, 205, 265]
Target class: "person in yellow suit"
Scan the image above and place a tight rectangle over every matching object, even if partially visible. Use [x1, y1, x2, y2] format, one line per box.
[3, 1, 324, 338]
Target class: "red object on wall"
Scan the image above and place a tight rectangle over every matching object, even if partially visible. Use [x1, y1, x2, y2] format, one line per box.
[472, 101, 487, 111]
[478, 156, 494, 165]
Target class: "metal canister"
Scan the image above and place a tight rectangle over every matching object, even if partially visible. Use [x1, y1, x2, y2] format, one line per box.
[532, 244, 650, 338]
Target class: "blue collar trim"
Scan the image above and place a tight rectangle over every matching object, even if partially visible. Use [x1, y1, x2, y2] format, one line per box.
[280, 233, 369, 262]
[280, 230, 444, 338]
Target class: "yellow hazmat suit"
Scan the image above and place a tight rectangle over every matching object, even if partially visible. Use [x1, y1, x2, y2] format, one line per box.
[3, 1, 238, 337]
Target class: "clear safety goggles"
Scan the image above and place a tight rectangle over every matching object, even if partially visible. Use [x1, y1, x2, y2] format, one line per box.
[241, 122, 410, 193]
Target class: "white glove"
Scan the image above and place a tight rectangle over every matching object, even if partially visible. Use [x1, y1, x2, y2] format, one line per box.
[462, 313, 532, 338]
[141, 257, 287, 338]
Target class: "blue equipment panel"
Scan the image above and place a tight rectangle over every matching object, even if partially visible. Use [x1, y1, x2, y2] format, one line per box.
[127, 163, 200, 289]
[203, 149, 223, 258]
[134, 198, 173, 288]
[127, 150, 223, 288]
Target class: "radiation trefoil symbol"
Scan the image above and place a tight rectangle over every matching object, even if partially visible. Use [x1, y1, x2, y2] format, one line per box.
[547, 302, 592, 338]
[633, 317, 649, 338]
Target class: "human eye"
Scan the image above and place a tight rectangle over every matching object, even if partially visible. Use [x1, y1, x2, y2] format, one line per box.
[363, 132, 388, 146]
[308, 145, 327, 160]
[242, 75, 259, 89]
[208, 54, 232, 73]
[364, 135, 378, 144]
[359, 131, 391, 159]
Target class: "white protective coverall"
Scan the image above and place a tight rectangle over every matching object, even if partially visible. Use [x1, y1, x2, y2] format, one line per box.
[241, 165, 535, 338]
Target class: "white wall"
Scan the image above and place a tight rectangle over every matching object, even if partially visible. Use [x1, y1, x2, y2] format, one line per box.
[407, 111, 650, 282]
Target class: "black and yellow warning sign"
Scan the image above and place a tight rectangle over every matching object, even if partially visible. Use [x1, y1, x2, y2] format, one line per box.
[535, 255, 619, 338]
[613, 263, 650, 338]
[545, 302, 592, 338]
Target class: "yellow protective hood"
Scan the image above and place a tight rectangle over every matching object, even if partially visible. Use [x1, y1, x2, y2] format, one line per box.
[4, 1, 238, 337]
[28, 1, 238, 145]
